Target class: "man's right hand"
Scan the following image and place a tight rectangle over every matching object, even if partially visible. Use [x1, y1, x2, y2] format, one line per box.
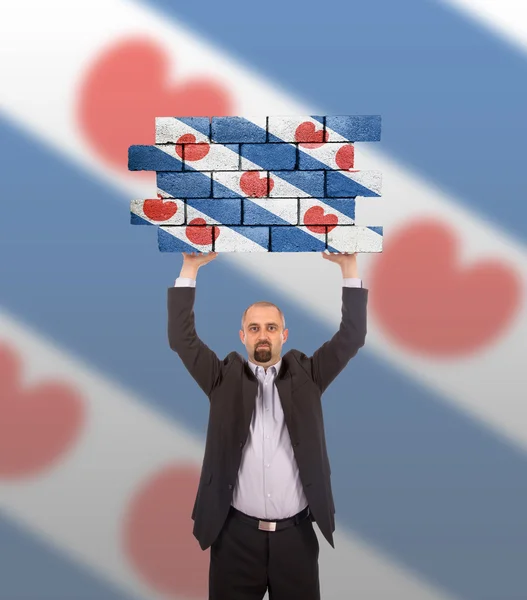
[182, 251, 218, 267]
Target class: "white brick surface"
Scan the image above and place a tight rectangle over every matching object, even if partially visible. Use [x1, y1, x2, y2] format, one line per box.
[327, 226, 383, 252]
[299, 142, 356, 171]
[213, 226, 269, 252]
[299, 198, 355, 227]
[182, 143, 239, 171]
[268, 116, 325, 143]
[155, 117, 210, 144]
[131, 198, 185, 225]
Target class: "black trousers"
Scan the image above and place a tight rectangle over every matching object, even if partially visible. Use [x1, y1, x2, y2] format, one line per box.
[209, 506, 321, 600]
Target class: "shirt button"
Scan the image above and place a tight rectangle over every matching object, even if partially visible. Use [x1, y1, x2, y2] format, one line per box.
[266, 464, 270, 468]
[228, 484, 233, 490]
[267, 493, 271, 497]
[266, 435, 270, 439]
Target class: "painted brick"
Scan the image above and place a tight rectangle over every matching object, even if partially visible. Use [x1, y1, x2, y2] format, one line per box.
[267, 116, 325, 144]
[211, 116, 267, 143]
[212, 226, 269, 252]
[183, 143, 239, 171]
[325, 116, 381, 142]
[155, 117, 211, 143]
[130, 198, 185, 225]
[128, 145, 182, 171]
[327, 225, 383, 253]
[158, 225, 215, 253]
[240, 143, 296, 171]
[268, 171, 324, 198]
[270, 226, 326, 252]
[298, 142, 355, 171]
[157, 172, 211, 198]
[326, 170, 382, 197]
[243, 199, 298, 225]
[131, 115, 382, 253]
[186, 199, 242, 225]
[213, 171, 271, 198]
[299, 198, 355, 229]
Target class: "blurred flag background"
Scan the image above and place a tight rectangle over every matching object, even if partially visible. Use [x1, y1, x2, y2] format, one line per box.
[1, 1, 526, 599]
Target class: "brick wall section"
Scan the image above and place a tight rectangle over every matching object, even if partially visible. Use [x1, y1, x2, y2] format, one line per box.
[128, 116, 383, 253]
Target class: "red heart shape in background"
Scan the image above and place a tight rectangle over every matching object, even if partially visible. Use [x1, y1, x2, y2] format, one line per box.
[123, 464, 208, 598]
[304, 206, 338, 234]
[0, 344, 85, 478]
[143, 199, 178, 221]
[240, 171, 273, 197]
[295, 121, 329, 148]
[77, 38, 232, 171]
[176, 134, 210, 161]
[186, 218, 219, 245]
[369, 220, 522, 356]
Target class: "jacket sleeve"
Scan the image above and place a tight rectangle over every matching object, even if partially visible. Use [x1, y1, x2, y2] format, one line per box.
[309, 286, 368, 394]
[167, 286, 222, 397]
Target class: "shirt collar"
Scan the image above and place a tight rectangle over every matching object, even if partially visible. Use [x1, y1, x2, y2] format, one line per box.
[248, 357, 282, 377]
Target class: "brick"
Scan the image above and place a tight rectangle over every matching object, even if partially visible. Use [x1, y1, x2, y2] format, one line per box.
[325, 116, 381, 142]
[212, 226, 269, 252]
[267, 116, 325, 143]
[270, 226, 326, 252]
[130, 198, 185, 225]
[240, 143, 296, 170]
[186, 199, 242, 225]
[183, 143, 239, 171]
[299, 198, 355, 229]
[128, 145, 182, 171]
[243, 199, 298, 225]
[158, 226, 214, 253]
[211, 116, 267, 143]
[157, 172, 211, 198]
[155, 117, 211, 144]
[327, 225, 383, 253]
[268, 171, 324, 198]
[213, 171, 271, 198]
[326, 170, 382, 197]
[298, 142, 355, 171]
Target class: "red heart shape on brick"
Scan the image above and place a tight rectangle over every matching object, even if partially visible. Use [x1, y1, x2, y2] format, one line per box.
[186, 218, 219, 246]
[240, 171, 273, 197]
[295, 121, 329, 148]
[123, 464, 208, 597]
[143, 199, 178, 221]
[304, 206, 338, 234]
[335, 144, 355, 170]
[175, 134, 210, 161]
[369, 220, 522, 356]
[0, 344, 84, 479]
[77, 38, 232, 171]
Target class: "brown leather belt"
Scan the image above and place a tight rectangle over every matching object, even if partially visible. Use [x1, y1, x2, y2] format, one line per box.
[229, 505, 311, 532]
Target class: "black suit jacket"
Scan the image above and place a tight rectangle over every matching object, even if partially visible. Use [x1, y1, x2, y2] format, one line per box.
[167, 284, 368, 550]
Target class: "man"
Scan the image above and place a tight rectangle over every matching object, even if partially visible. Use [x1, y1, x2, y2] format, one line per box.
[168, 250, 368, 600]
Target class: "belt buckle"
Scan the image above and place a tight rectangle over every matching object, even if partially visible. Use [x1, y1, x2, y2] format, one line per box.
[258, 520, 276, 532]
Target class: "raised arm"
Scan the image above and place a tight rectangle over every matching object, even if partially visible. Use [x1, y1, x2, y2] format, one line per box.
[310, 252, 368, 393]
[167, 252, 222, 397]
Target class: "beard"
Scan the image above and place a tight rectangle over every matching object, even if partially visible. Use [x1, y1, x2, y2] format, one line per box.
[254, 344, 271, 362]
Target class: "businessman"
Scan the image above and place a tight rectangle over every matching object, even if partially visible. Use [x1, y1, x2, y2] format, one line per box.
[168, 251, 368, 600]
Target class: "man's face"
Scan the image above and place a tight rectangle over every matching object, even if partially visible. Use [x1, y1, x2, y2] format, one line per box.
[239, 306, 288, 366]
